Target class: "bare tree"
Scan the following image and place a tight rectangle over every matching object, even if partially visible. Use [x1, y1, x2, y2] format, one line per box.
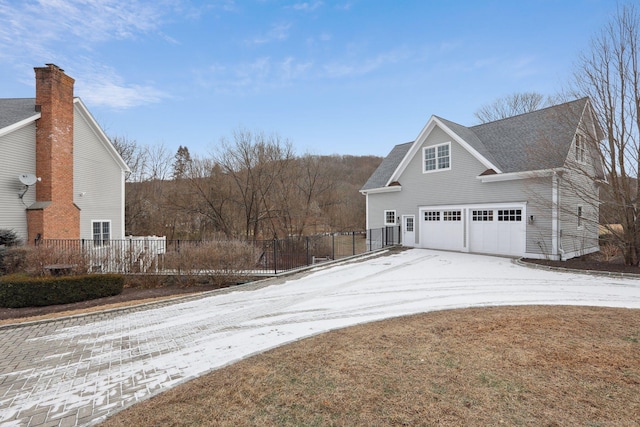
[169, 157, 238, 239]
[571, 3, 640, 265]
[475, 92, 547, 123]
[213, 129, 295, 239]
[109, 137, 175, 236]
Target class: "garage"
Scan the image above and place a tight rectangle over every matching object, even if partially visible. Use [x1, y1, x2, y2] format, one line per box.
[419, 205, 526, 257]
[420, 208, 465, 252]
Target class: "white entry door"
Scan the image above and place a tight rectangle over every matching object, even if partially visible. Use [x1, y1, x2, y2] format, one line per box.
[402, 215, 415, 246]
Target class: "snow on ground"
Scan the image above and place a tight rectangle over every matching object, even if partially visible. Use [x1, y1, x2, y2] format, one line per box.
[1, 249, 640, 426]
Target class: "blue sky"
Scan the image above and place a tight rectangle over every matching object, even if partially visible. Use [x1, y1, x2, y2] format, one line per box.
[0, 0, 618, 157]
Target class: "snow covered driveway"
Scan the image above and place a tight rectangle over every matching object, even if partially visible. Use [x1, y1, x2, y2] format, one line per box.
[1, 248, 640, 426]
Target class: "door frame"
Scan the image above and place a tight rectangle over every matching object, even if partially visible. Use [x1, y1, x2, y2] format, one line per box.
[402, 214, 416, 247]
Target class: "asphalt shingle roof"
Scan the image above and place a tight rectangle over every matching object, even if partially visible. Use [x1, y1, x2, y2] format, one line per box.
[361, 141, 412, 191]
[470, 97, 588, 173]
[361, 98, 590, 191]
[0, 98, 37, 130]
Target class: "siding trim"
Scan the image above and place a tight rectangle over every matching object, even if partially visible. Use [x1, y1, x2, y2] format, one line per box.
[360, 186, 402, 195]
[388, 116, 502, 187]
[478, 168, 562, 183]
[0, 114, 40, 138]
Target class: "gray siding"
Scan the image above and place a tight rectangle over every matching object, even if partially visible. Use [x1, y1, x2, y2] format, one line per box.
[0, 123, 36, 243]
[366, 124, 555, 256]
[73, 107, 125, 240]
[558, 134, 600, 256]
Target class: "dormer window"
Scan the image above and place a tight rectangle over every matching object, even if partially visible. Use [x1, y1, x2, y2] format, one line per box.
[575, 134, 586, 164]
[423, 142, 451, 173]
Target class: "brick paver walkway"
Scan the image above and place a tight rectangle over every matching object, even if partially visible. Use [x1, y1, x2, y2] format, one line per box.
[0, 295, 215, 427]
[1, 250, 639, 426]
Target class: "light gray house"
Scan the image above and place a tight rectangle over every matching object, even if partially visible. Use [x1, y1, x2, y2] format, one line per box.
[0, 64, 129, 244]
[361, 97, 604, 260]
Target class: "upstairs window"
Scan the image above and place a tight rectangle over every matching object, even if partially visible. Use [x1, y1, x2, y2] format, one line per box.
[92, 221, 111, 247]
[423, 142, 451, 173]
[575, 134, 586, 163]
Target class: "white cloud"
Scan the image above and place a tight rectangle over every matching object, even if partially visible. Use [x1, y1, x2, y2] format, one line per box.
[71, 63, 170, 109]
[78, 81, 168, 109]
[291, 1, 323, 12]
[0, 0, 184, 108]
[322, 48, 410, 78]
[249, 22, 292, 45]
[199, 56, 314, 93]
[0, 0, 173, 46]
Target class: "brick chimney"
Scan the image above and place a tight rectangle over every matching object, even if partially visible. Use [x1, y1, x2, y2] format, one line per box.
[26, 64, 80, 242]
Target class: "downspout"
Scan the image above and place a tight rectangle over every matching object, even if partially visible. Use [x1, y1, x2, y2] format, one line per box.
[364, 192, 369, 230]
[553, 171, 565, 260]
[551, 171, 560, 260]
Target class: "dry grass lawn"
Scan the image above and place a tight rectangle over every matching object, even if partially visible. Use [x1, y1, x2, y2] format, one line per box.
[101, 305, 640, 426]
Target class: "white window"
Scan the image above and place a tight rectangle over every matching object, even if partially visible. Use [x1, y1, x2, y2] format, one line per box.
[497, 209, 522, 222]
[575, 134, 586, 163]
[443, 210, 461, 221]
[92, 220, 111, 247]
[472, 210, 493, 221]
[384, 210, 397, 226]
[423, 142, 451, 173]
[424, 211, 440, 221]
[577, 205, 583, 229]
[405, 216, 414, 232]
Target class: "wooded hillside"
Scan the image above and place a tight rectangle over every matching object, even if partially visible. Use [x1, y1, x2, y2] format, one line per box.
[114, 134, 382, 240]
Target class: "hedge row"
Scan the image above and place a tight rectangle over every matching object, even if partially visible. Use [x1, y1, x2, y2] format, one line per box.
[0, 274, 124, 308]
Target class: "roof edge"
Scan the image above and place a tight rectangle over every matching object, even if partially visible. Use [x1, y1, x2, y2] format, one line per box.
[0, 113, 40, 138]
[73, 98, 130, 173]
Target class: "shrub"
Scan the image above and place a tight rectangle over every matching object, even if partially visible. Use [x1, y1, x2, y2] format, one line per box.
[0, 274, 124, 308]
[0, 229, 20, 246]
[0, 229, 21, 275]
[0, 247, 29, 275]
[163, 240, 258, 286]
[23, 244, 90, 276]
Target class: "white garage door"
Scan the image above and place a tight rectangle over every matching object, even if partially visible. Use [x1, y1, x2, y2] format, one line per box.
[420, 209, 465, 251]
[469, 208, 525, 256]
[419, 205, 526, 257]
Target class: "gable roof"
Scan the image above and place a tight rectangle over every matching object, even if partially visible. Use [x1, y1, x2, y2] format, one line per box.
[0, 97, 129, 173]
[362, 142, 412, 191]
[0, 98, 39, 132]
[361, 97, 593, 192]
[73, 98, 130, 173]
[470, 97, 589, 173]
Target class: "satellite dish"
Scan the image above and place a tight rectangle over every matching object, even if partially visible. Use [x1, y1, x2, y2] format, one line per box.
[19, 173, 38, 186]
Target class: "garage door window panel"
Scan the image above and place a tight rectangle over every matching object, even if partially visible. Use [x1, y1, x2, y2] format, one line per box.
[424, 211, 440, 221]
[443, 210, 461, 221]
[472, 210, 493, 221]
[498, 209, 522, 222]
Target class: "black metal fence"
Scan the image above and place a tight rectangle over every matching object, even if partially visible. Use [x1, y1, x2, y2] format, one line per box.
[33, 226, 401, 275]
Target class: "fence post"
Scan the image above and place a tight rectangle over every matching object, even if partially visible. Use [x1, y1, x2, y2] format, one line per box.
[332, 233, 335, 260]
[306, 236, 310, 266]
[273, 238, 278, 274]
[129, 238, 133, 273]
[352, 231, 355, 255]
